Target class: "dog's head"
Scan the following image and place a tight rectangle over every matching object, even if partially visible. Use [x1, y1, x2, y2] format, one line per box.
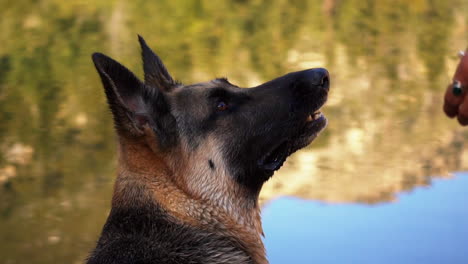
[92, 36, 329, 201]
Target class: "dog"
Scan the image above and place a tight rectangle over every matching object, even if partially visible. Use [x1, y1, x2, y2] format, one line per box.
[87, 36, 329, 264]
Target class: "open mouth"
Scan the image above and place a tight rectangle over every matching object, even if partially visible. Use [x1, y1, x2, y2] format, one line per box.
[258, 140, 291, 171]
[258, 109, 326, 173]
[255, 68, 329, 175]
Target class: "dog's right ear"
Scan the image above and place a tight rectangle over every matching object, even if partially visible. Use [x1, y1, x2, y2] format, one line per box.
[92, 53, 159, 137]
[138, 35, 176, 92]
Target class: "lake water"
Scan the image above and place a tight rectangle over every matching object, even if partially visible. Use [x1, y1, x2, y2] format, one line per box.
[0, 1, 467, 263]
[263, 172, 468, 264]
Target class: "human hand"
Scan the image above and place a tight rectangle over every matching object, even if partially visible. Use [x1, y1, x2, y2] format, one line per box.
[443, 49, 468, 125]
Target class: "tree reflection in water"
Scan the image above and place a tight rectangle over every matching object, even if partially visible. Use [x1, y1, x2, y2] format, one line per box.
[0, 0, 467, 263]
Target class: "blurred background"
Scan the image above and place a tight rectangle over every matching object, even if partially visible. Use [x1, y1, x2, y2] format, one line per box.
[0, 0, 467, 263]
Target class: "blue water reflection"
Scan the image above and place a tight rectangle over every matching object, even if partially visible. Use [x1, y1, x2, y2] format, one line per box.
[263, 172, 468, 264]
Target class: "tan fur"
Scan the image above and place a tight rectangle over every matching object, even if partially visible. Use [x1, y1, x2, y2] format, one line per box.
[112, 130, 267, 264]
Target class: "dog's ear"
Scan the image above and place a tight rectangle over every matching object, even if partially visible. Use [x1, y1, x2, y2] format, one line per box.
[92, 53, 176, 147]
[138, 35, 176, 92]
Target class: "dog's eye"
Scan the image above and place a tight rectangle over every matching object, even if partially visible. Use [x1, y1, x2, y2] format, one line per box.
[216, 101, 229, 111]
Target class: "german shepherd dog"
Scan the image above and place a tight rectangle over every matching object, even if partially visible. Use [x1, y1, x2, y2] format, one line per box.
[87, 36, 329, 264]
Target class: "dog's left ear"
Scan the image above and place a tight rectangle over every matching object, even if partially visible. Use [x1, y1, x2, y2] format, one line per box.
[92, 52, 177, 149]
[138, 35, 176, 92]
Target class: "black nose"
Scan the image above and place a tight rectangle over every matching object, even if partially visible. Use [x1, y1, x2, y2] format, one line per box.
[302, 68, 330, 91]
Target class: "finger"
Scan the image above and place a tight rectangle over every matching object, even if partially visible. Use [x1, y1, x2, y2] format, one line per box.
[457, 99, 468, 126]
[457, 114, 468, 125]
[454, 49, 468, 84]
[443, 84, 465, 117]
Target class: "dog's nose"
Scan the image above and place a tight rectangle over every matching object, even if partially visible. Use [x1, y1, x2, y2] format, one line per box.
[302, 68, 330, 91]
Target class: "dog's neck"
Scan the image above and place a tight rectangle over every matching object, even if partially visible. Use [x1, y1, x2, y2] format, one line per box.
[112, 136, 267, 264]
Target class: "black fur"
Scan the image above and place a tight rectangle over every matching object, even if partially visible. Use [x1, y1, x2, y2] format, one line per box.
[209, 159, 215, 170]
[87, 183, 252, 264]
[138, 35, 176, 91]
[207, 70, 329, 192]
[92, 53, 177, 149]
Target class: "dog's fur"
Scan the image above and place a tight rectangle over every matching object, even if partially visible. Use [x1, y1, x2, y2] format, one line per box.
[87, 36, 329, 264]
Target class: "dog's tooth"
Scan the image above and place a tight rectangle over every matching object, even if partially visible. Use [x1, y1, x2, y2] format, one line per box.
[312, 112, 321, 120]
